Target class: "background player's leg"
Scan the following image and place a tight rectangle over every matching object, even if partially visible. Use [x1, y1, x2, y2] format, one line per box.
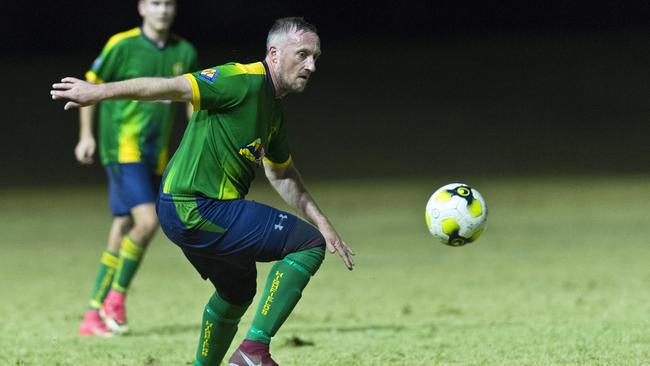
[103, 203, 158, 333]
[91, 216, 133, 307]
[111, 203, 158, 292]
[79, 215, 132, 336]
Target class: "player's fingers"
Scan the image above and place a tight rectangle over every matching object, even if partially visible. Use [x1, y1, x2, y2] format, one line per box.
[51, 90, 75, 101]
[52, 82, 73, 90]
[326, 240, 336, 253]
[339, 248, 354, 270]
[64, 101, 81, 110]
[333, 242, 354, 270]
[51, 90, 65, 99]
[77, 151, 90, 164]
[61, 77, 81, 83]
[83, 150, 95, 164]
[340, 241, 355, 256]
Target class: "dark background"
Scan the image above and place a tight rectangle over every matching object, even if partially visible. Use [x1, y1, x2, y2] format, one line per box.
[2, 1, 649, 185]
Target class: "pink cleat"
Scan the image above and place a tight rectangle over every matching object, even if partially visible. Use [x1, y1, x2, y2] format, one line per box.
[100, 289, 128, 334]
[227, 340, 278, 366]
[79, 310, 113, 337]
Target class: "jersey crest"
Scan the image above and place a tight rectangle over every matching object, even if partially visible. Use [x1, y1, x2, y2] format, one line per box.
[239, 138, 265, 167]
[199, 68, 219, 83]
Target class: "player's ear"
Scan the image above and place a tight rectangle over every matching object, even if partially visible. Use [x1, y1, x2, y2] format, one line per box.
[268, 46, 279, 64]
[137, 0, 146, 17]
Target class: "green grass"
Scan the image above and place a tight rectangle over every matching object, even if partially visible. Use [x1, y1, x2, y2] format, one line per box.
[1, 176, 650, 365]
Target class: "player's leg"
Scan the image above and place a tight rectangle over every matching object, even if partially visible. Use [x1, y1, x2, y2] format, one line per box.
[102, 163, 160, 333]
[80, 167, 134, 337]
[229, 208, 326, 366]
[246, 224, 325, 343]
[185, 250, 257, 366]
[155, 195, 257, 366]
[110, 203, 158, 293]
[156, 197, 324, 365]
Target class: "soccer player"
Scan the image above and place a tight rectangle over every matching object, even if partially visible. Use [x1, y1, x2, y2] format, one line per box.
[74, 0, 197, 336]
[53, 17, 354, 365]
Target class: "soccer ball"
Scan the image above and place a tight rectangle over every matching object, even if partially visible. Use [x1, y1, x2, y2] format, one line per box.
[425, 183, 488, 247]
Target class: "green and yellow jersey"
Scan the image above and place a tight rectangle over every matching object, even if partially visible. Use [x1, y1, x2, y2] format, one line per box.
[162, 61, 291, 200]
[87, 27, 198, 174]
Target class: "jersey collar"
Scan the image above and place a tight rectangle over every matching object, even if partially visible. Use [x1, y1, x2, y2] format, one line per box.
[139, 26, 170, 50]
[262, 60, 277, 98]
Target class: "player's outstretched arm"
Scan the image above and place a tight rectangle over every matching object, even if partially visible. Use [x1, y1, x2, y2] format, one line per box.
[51, 76, 193, 110]
[264, 160, 355, 270]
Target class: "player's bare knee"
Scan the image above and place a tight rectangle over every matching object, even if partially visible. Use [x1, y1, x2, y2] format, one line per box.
[130, 204, 158, 238]
[112, 215, 133, 232]
[130, 220, 158, 245]
[136, 215, 159, 234]
[107, 216, 133, 251]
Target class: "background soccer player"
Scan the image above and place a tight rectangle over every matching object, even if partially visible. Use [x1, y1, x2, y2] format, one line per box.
[75, 0, 197, 336]
[53, 17, 353, 365]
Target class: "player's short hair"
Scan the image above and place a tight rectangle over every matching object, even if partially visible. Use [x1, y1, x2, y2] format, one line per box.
[266, 17, 318, 52]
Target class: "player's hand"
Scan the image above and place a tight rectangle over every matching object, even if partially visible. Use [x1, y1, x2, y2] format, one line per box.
[75, 136, 96, 164]
[51, 77, 103, 110]
[319, 224, 355, 270]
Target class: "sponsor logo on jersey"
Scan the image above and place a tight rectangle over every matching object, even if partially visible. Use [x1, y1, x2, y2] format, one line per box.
[238, 138, 265, 167]
[172, 62, 184, 76]
[199, 68, 219, 83]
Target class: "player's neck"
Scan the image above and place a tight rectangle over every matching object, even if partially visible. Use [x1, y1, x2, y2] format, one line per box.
[264, 56, 286, 99]
[141, 23, 170, 48]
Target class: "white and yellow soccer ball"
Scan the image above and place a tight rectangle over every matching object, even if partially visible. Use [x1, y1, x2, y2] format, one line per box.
[425, 183, 487, 247]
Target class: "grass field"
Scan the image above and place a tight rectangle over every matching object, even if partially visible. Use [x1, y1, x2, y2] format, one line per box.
[1, 176, 650, 366]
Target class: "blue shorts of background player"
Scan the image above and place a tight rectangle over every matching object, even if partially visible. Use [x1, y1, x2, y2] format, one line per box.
[105, 163, 161, 216]
[156, 193, 325, 304]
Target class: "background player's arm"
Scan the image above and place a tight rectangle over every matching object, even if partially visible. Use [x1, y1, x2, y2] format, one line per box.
[264, 160, 355, 270]
[186, 102, 193, 120]
[51, 76, 193, 110]
[75, 105, 96, 164]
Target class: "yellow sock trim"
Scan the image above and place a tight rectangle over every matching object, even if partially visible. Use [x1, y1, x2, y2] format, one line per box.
[111, 237, 144, 292]
[101, 251, 119, 267]
[89, 251, 118, 309]
[120, 236, 144, 261]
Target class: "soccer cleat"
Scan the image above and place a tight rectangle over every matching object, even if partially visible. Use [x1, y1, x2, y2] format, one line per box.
[100, 289, 128, 334]
[79, 310, 113, 337]
[227, 340, 278, 366]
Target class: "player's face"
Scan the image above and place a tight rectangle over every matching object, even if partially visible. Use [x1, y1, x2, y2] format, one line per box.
[276, 31, 321, 94]
[139, 0, 176, 32]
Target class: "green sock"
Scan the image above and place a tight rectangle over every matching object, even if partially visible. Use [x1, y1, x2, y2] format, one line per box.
[88, 251, 119, 309]
[111, 236, 145, 293]
[194, 292, 251, 366]
[246, 247, 325, 343]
